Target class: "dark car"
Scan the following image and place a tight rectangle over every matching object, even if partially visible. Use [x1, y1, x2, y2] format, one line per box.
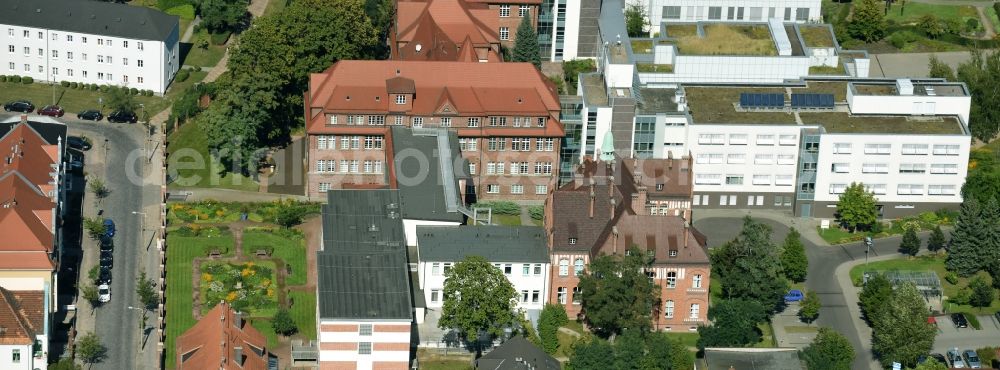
[3, 101, 34, 113]
[38, 105, 64, 117]
[107, 110, 137, 123]
[952, 313, 969, 328]
[103, 219, 116, 238]
[67, 136, 91, 151]
[99, 235, 113, 252]
[919, 353, 949, 365]
[77, 109, 103, 121]
[99, 250, 113, 268]
[98, 267, 112, 284]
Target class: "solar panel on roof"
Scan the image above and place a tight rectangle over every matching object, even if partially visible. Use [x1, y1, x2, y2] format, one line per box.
[790, 93, 835, 109]
[740, 93, 750, 107]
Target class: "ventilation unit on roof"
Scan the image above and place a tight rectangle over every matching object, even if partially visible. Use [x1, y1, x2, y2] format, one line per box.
[897, 79, 914, 96]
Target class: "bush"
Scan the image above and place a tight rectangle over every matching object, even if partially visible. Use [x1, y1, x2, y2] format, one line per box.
[968, 314, 982, 330]
[21, 76, 32, 84]
[529, 205, 544, 221]
[145, 90, 155, 96]
[129, 88, 139, 95]
[98, 85, 109, 93]
[193, 65, 202, 73]
[945, 272, 960, 285]
[888, 31, 919, 48]
[9, 76, 20, 83]
[201, 244, 229, 256]
[89, 84, 99, 91]
[175, 69, 191, 82]
[209, 31, 231, 46]
[70, 82, 78, 88]
[473, 201, 522, 216]
[60, 81, 70, 87]
[272, 309, 298, 336]
[967, 18, 981, 33]
[165, 4, 196, 20]
[0, 75, 6, 82]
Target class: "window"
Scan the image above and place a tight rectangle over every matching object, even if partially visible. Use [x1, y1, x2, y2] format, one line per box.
[123, 58, 128, 65]
[138, 59, 144, 67]
[22, 30, 28, 38]
[537, 117, 546, 127]
[664, 6, 681, 19]
[693, 274, 702, 288]
[775, 175, 794, 186]
[696, 154, 723, 164]
[522, 264, 531, 276]
[535, 162, 553, 175]
[531, 290, 540, 303]
[22, 47, 27, 55]
[138, 42, 143, 50]
[36, 48, 42, 56]
[708, 6, 722, 20]
[106, 39, 112, 47]
[97, 55, 104, 63]
[728, 134, 748, 145]
[395, 95, 406, 104]
[864, 143, 891, 154]
[662, 300, 676, 318]
[569, 238, 577, 245]
[725, 175, 743, 185]
[511, 184, 524, 194]
[431, 263, 441, 275]
[572, 287, 581, 304]
[559, 259, 569, 276]
[368, 115, 384, 125]
[784, 7, 792, 21]
[899, 163, 926, 174]
[533, 263, 542, 275]
[67, 51, 73, 59]
[536, 138, 555, 151]
[82, 36, 87, 43]
[536, 185, 548, 195]
[363, 160, 373, 173]
[511, 138, 531, 151]
[777, 154, 795, 165]
[11, 349, 19, 363]
[430, 289, 440, 302]
[468, 117, 480, 127]
[6, 28, 11, 37]
[833, 143, 852, 154]
[123, 75, 128, 83]
[489, 116, 507, 126]
[930, 164, 959, 174]
[443, 263, 453, 274]
[412, 117, 423, 128]
[488, 137, 506, 151]
[37, 32, 42, 39]
[500, 4, 511, 17]
[98, 38, 103, 46]
[521, 290, 529, 303]
[779, 134, 797, 145]
[459, 138, 477, 151]
[350, 160, 359, 173]
[749, 6, 763, 20]
[519, 5, 530, 17]
[574, 258, 584, 275]
[557, 287, 567, 304]
[690, 304, 700, 319]
[394, 116, 403, 125]
[928, 185, 957, 195]
[756, 134, 775, 145]
[695, 174, 722, 185]
[752, 174, 770, 185]
[933, 144, 960, 155]
[363, 135, 383, 149]
[83, 71, 87, 78]
[358, 342, 372, 355]
[698, 134, 724, 145]
[67, 35, 73, 42]
[795, 8, 810, 21]
[897, 184, 924, 195]
[902, 144, 929, 155]
[865, 184, 887, 195]
[81, 53, 87, 61]
[666, 271, 677, 288]
[440, 117, 451, 127]
[359, 324, 373, 336]
[832, 163, 851, 173]
[754, 154, 774, 165]
[862, 163, 889, 174]
[487, 184, 500, 193]
[339, 160, 349, 172]
[500, 27, 510, 40]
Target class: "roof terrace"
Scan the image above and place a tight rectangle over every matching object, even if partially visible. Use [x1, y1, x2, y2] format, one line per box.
[851, 82, 969, 97]
[668, 24, 778, 56]
[800, 113, 964, 134]
[684, 86, 796, 124]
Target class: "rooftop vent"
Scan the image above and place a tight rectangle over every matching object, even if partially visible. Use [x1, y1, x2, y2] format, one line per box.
[415, 43, 422, 52]
[897, 79, 914, 96]
[36, 8, 40, 13]
[346, 95, 351, 101]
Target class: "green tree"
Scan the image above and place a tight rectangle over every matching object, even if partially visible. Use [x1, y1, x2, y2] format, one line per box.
[199, 0, 248, 33]
[613, 329, 645, 369]
[913, 358, 948, 370]
[859, 272, 892, 324]
[947, 197, 987, 276]
[578, 247, 659, 338]
[272, 309, 298, 336]
[512, 15, 541, 68]
[963, 171, 1000, 210]
[83, 217, 107, 240]
[81, 284, 101, 306]
[918, 14, 945, 38]
[900, 227, 921, 256]
[567, 337, 615, 369]
[955, 49, 1000, 141]
[799, 290, 821, 324]
[711, 217, 789, 314]
[872, 282, 936, 368]
[537, 304, 568, 354]
[439, 255, 519, 345]
[105, 86, 138, 113]
[780, 228, 808, 283]
[928, 55, 956, 80]
[136, 271, 158, 309]
[88, 177, 110, 200]
[275, 206, 307, 227]
[926, 225, 947, 253]
[625, 2, 649, 37]
[696, 299, 768, 349]
[88, 265, 101, 285]
[836, 182, 879, 232]
[48, 358, 81, 370]
[76, 331, 108, 366]
[969, 275, 995, 309]
[848, 0, 887, 42]
[802, 327, 855, 370]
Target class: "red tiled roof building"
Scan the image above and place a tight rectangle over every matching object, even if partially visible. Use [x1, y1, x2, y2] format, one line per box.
[176, 301, 275, 370]
[392, 0, 540, 61]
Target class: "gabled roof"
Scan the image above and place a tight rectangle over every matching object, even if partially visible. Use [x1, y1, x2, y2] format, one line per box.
[0, 288, 42, 346]
[0, 171, 56, 253]
[394, 0, 502, 61]
[0, 0, 178, 42]
[176, 302, 271, 370]
[0, 116, 68, 146]
[476, 336, 560, 370]
[0, 123, 60, 190]
[417, 225, 548, 263]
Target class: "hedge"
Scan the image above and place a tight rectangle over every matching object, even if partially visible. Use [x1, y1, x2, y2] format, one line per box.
[175, 68, 191, 82]
[472, 201, 521, 216]
[60, 81, 70, 87]
[21, 76, 32, 84]
[9, 76, 20, 83]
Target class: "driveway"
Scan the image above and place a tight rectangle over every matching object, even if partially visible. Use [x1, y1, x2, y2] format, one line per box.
[932, 313, 1000, 356]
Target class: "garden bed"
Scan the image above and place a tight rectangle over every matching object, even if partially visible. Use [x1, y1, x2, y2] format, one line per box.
[818, 210, 956, 245]
[168, 200, 321, 224]
[636, 63, 674, 73]
[848, 255, 1000, 315]
[242, 228, 307, 286]
[800, 26, 835, 48]
[199, 260, 279, 316]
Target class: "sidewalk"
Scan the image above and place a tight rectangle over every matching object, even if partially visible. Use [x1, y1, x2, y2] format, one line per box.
[174, 187, 307, 202]
[72, 133, 106, 368]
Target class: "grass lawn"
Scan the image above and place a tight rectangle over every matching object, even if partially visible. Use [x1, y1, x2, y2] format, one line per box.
[665, 332, 699, 348]
[676, 24, 776, 56]
[636, 64, 675, 73]
[416, 349, 474, 370]
[665, 24, 698, 38]
[754, 321, 777, 348]
[817, 226, 867, 245]
[631, 40, 653, 53]
[164, 231, 235, 370]
[809, 65, 846, 75]
[800, 26, 836, 48]
[183, 29, 228, 68]
[288, 290, 317, 340]
[166, 119, 260, 191]
[263, 0, 289, 17]
[251, 318, 280, 349]
[555, 320, 587, 358]
[165, 70, 208, 98]
[848, 255, 1000, 315]
[0, 81, 170, 117]
[886, 2, 978, 25]
[243, 230, 307, 286]
[493, 214, 523, 226]
[784, 325, 820, 334]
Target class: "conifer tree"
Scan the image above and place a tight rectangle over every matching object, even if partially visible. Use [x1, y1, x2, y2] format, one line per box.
[947, 197, 986, 276]
[512, 15, 541, 68]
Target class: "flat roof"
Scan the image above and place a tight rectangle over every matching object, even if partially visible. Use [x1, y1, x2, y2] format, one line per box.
[800, 113, 964, 134]
[0, 0, 177, 41]
[798, 25, 836, 48]
[684, 87, 798, 124]
[638, 88, 679, 114]
[674, 24, 777, 56]
[390, 127, 466, 223]
[580, 73, 609, 106]
[852, 82, 968, 97]
[416, 225, 549, 263]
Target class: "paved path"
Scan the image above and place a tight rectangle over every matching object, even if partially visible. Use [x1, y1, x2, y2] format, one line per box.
[181, 17, 201, 43]
[172, 187, 307, 202]
[976, 6, 997, 39]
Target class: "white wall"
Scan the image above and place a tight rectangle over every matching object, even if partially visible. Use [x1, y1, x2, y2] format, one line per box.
[807, 47, 838, 68]
[640, 55, 811, 84]
[0, 344, 33, 370]
[0, 278, 45, 291]
[848, 89, 972, 123]
[418, 261, 550, 312]
[0, 23, 178, 94]
[402, 219, 461, 248]
[557, 0, 583, 60]
[683, 124, 811, 195]
[318, 320, 410, 369]
[646, 0, 821, 28]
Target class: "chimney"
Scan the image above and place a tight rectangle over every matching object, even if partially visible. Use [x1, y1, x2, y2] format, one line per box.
[609, 198, 616, 218]
[234, 346, 244, 366]
[633, 187, 647, 215]
[608, 176, 615, 198]
[589, 178, 596, 218]
[612, 226, 619, 254]
[234, 311, 243, 330]
[683, 224, 689, 249]
[20, 114, 27, 124]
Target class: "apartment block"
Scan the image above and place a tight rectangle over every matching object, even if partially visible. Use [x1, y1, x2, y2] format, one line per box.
[0, 0, 180, 94]
[305, 60, 564, 202]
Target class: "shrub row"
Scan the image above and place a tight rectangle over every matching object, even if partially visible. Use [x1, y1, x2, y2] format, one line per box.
[0, 75, 33, 84]
[0, 76, 155, 95]
[472, 201, 522, 216]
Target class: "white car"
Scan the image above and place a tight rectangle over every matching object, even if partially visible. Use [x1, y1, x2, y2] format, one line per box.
[98, 284, 110, 303]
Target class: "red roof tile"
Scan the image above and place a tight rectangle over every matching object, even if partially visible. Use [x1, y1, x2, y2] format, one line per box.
[0, 288, 41, 346]
[176, 301, 272, 370]
[393, 0, 502, 62]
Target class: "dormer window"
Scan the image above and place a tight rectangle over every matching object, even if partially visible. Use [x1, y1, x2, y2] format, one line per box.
[395, 95, 406, 104]
[656, 184, 664, 191]
[568, 238, 577, 245]
[669, 250, 678, 257]
[328, 115, 337, 125]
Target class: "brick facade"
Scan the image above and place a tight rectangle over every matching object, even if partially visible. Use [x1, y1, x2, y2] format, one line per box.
[488, 3, 540, 47]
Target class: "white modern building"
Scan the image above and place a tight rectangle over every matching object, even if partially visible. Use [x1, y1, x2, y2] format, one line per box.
[0, 0, 180, 94]
[644, 0, 821, 28]
[416, 225, 551, 320]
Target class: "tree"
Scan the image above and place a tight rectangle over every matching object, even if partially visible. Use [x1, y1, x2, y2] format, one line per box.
[567, 337, 615, 370]
[275, 205, 307, 228]
[836, 182, 879, 232]
[612, 329, 645, 370]
[83, 217, 107, 240]
[81, 284, 101, 306]
[49, 358, 81, 370]
[928, 55, 956, 80]
[947, 197, 987, 276]
[272, 309, 298, 336]
[199, 0, 248, 33]
[872, 282, 936, 368]
[136, 271, 158, 309]
[780, 228, 808, 283]
[105, 86, 138, 113]
[913, 358, 948, 370]
[88, 265, 101, 285]
[799, 290, 821, 323]
[711, 217, 789, 314]
[849, 0, 887, 42]
[439, 255, 519, 345]
[696, 299, 768, 349]
[859, 272, 892, 324]
[955, 49, 1000, 141]
[88, 177, 110, 199]
[578, 247, 659, 338]
[969, 275, 995, 309]
[512, 15, 541, 68]
[926, 225, 947, 253]
[900, 227, 921, 256]
[567, 332, 692, 370]
[918, 14, 945, 38]
[537, 304, 568, 354]
[625, 2, 649, 37]
[802, 327, 855, 370]
[76, 332, 107, 366]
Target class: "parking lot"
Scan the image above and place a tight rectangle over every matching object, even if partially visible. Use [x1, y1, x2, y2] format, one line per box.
[931, 313, 1000, 362]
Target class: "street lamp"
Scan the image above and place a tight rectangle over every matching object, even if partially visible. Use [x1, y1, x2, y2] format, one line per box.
[864, 236, 873, 271]
[127, 306, 149, 350]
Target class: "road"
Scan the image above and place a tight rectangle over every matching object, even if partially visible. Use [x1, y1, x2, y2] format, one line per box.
[1, 112, 158, 369]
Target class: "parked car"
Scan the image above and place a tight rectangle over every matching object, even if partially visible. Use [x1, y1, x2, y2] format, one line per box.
[99, 235, 113, 252]
[107, 110, 137, 123]
[783, 289, 804, 302]
[38, 105, 64, 117]
[103, 219, 115, 238]
[964, 350, 983, 368]
[949, 348, 968, 368]
[77, 109, 103, 121]
[98, 284, 111, 303]
[99, 250, 113, 268]
[929, 353, 948, 365]
[952, 313, 969, 328]
[67, 136, 91, 151]
[995, 310, 1000, 324]
[3, 101, 34, 113]
[98, 267, 112, 284]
